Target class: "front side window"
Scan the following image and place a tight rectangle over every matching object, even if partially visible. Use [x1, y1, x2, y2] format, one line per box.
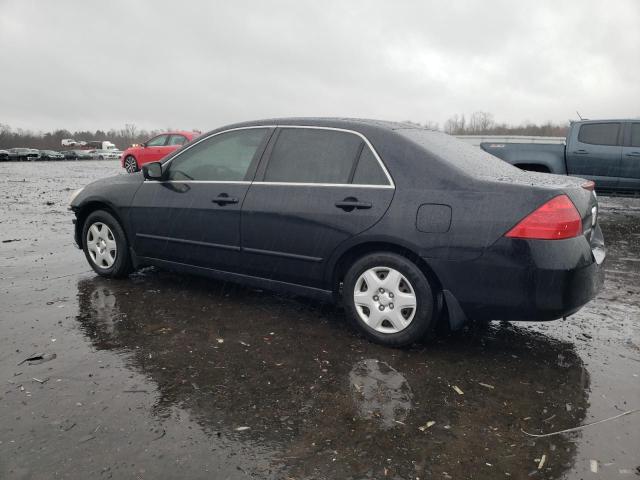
[630, 123, 640, 148]
[147, 135, 168, 147]
[166, 128, 269, 181]
[578, 123, 620, 146]
[264, 128, 362, 184]
[167, 134, 187, 146]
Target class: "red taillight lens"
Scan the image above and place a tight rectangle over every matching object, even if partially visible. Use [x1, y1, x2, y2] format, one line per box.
[505, 195, 582, 240]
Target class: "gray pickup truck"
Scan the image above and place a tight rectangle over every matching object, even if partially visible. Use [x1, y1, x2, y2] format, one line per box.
[481, 119, 640, 192]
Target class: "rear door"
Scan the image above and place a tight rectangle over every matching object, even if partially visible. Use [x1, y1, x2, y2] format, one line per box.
[240, 127, 394, 289]
[566, 122, 623, 190]
[619, 122, 640, 191]
[129, 127, 272, 272]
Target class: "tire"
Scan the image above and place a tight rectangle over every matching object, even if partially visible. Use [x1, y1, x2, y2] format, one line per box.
[343, 252, 436, 347]
[124, 155, 138, 173]
[82, 210, 133, 278]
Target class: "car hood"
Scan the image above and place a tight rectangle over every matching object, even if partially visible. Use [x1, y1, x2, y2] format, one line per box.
[71, 173, 144, 209]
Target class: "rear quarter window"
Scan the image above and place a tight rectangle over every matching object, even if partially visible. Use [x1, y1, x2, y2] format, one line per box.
[577, 123, 621, 146]
[352, 146, 389, 186]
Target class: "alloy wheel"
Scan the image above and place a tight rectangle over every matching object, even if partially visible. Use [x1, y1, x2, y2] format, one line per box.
[124, 156, 137, 173]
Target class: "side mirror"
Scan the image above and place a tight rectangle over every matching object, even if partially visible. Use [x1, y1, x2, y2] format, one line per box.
[142, 162, 163, 180]
[141, 142, 147, 148]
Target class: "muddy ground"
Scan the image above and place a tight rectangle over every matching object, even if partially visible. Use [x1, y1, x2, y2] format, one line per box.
[1, 160, 638, 479]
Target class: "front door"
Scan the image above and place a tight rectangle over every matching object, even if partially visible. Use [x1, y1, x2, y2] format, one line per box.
[566, 122, 623, 190]
[129, 127, 272, 271]
[619, 122, 640, 191]
[139, 134, 170, 165]
[241, 127, 394, 289]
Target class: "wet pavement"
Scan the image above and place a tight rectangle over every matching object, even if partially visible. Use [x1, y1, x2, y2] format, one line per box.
[1, 161, 638, 479]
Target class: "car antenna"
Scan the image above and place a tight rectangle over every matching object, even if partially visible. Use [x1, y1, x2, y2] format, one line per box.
[576, 111, 583, 120]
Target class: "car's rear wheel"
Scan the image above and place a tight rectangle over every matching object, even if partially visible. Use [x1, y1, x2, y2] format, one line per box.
[82, 210, 133, 278]
[124, 155, 138, 173]
[343, 252, 436, 347]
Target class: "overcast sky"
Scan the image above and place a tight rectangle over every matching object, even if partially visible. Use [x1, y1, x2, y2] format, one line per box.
[0, 0, 638, 132]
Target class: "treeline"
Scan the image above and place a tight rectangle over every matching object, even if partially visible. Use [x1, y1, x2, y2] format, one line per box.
[1, 113, 570, 150]
[0, 123, 163, 150]
[409, 111, 569, 137]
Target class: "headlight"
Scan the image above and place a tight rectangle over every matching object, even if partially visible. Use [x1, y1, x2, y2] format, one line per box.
[68, 187, 84, 205]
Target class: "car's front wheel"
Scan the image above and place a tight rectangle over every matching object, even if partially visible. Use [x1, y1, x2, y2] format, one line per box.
[82, 210, 133, 278]
[124, 155, 138, 173]
[343, 252, 436, 347]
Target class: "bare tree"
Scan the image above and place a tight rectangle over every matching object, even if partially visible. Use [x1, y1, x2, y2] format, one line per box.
[468, 111, 494, 134]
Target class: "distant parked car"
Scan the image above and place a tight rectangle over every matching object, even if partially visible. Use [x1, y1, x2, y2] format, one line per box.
[39, 150, 65, 161]
[8, 148, 39, 161]
[63, 150, 93, 160]
[481, 119, 640, 192]
[0, 149, 9, 161]
[89, 149, 120, 160]
[121, 131, 199, 173]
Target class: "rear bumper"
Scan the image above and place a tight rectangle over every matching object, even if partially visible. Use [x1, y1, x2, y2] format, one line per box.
[428, 230, 605, 322]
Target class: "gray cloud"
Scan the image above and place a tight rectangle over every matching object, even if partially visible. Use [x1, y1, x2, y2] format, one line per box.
[0, 0, 638, 132]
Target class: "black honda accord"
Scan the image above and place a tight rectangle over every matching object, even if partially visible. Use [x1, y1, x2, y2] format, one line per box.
[70, 118, 605, 346]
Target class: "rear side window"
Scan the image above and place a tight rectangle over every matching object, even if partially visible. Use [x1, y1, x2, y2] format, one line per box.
[631, 123, 640, 148]
[578, 123, 620, 146]
[264, 128, 362, 184]
[352, 146, 389, 185]
[167, 134, 187, 146]
[166, 128, 268, 181]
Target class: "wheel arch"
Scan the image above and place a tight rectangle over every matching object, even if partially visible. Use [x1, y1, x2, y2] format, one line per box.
[513, 163, 551, 173]
[329, 240, 443, 298]
[74, 201, 128, 248]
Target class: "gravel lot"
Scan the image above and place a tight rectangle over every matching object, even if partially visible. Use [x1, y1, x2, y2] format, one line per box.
[1, 161, 638, 479]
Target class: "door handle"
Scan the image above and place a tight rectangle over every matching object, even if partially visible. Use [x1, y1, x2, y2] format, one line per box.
[625, 151, 640, 157]
[573, 149, 589, 155]
[212, 194, 239, 206]
[335, 197, 372, 211]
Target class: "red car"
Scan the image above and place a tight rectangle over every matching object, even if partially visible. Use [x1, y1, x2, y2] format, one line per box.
[121, 131, 199, 173]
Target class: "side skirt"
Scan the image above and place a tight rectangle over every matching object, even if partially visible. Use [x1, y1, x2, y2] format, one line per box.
[136, 255, 335, 302]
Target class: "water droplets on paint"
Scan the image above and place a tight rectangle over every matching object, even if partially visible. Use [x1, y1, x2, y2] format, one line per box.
[349, 358, 412, 429]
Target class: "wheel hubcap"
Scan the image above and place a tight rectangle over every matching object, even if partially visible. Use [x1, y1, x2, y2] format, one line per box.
[353, 267, 417, 334]
[86, 222, 117, 269]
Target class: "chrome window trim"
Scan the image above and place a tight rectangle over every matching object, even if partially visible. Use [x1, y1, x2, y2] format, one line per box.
[156, 124, 395, 188]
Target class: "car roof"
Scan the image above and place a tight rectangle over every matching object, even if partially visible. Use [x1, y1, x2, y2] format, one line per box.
[157, 131, 198, 136]
[221, 117, 420, 132]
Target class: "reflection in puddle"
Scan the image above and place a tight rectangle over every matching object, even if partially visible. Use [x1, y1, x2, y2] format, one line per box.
[75, 273, 590, 479]
[349, 359, 412, 429]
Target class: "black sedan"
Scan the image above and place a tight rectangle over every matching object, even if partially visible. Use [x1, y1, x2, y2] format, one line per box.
[63, 149, 93, 160]
[39, 150, 65, 161]
[69, 118, 605, 346]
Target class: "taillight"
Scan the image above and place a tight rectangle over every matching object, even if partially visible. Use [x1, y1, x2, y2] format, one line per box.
[505, 195, 582, 240]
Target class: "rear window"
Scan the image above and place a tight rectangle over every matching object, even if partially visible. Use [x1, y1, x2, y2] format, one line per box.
[578, 123, 620, 146]
[264, 128, 362, 184]
[631, 123, 640, 148]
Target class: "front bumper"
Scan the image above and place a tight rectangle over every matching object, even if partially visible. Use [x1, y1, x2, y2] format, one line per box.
[428, 227, 605, 322]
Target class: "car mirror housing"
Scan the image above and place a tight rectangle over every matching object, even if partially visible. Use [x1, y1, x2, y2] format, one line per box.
[142, 162, 163, 180]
